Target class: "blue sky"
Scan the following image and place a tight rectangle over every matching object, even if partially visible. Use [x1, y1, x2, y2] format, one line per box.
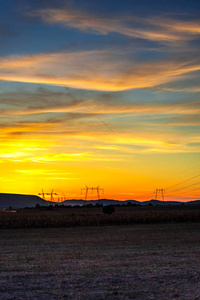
[0, 0, 199, 200]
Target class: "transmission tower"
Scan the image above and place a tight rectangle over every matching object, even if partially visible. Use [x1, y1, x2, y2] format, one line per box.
[38, 189, 57, 202]
[155, 188, 165, 202]
[48, 189, 57, 201]
[38, 189, 46, 200]
[81, 185, 104, 204]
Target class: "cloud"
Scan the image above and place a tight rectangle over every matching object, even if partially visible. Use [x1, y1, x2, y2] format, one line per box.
[0, 84, 199, 157]
[148, 17, 200, 35]
[0, 86, 86, 115]
[155, 86, 200, 93]
[1, 85, 200, 121]
[29, 152, 123, 163]
[0, 118, 199, 161]
[0, 50, 200, 91]
[0, 84, 199, 142]
[161, 114, 200, 126]
[29, 8, 200, 44]
[72, 131, 200, 154]
[0, 152, 28, 158]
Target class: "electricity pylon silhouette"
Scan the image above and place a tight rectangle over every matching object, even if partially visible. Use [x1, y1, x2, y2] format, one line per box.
[81, 185, 104, 205]
[155, 188, 165, 202]
[47, 189, 58, 202]
[38, 189, 46, 200]
[38, 189, 57, 202]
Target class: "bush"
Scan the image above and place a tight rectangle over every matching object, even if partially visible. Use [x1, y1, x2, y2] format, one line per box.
[103, 205, 115, 215]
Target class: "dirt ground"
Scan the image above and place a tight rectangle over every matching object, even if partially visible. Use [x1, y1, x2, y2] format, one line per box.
[0, 223, 200, 299]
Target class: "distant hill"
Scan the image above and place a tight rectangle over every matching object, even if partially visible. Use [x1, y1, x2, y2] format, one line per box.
[187, 200, 200, 205]
[60, 199, 141, 206]
[0, 193, 51, 209]
[61, 199, 199, 206]
[0, 193, 200, 208]
[142, 200, 183, 206]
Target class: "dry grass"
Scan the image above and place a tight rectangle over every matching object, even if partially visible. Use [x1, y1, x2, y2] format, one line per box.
[0, 205, 200, 229]
[0, 223, 200, 299]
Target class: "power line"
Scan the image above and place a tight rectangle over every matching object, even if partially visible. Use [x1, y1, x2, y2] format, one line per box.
[167, 181, 200, 193]
[165, 174, 200, 191]
[167, 186, 200, 197]
[134, 174, 200, 201]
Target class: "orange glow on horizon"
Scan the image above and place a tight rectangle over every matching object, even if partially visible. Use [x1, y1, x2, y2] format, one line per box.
[0, 5, 199, 204]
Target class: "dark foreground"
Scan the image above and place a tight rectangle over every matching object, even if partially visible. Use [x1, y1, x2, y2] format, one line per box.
[1, 205, 200, 228]
[0, 223, 200, 300]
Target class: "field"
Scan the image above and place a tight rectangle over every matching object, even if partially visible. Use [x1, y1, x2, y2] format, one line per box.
[0, 205, 200, 228]
[1, 223, 200, 299]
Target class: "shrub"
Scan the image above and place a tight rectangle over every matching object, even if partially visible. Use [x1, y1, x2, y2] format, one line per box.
[102, 205, 115, 215]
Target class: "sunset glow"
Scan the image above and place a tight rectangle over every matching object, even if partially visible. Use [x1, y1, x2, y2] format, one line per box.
[0, 0, 199, 202]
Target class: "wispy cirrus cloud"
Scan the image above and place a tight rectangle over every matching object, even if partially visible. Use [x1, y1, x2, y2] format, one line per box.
[148, 17, 200, 35]
[1, 85, 200, 118]
[0, 50, 200, 91]
[0, 117, 199, 162]
[29, 8, 200, 44]
[0, 84, 199, 157]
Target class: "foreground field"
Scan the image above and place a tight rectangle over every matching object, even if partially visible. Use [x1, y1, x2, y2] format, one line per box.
[0, 223, 200, 299]
[0, 205, 200, 228]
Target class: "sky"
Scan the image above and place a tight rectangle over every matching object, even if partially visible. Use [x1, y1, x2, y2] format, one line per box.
[0, 0, 200, 202]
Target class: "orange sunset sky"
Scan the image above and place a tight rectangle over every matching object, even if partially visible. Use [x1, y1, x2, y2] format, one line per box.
[0, 0, 200, 202]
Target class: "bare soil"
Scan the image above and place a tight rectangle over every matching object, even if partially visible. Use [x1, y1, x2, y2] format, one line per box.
[0, 223, 200, 299]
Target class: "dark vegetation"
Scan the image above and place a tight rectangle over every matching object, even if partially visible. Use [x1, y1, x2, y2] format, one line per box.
[0, 204, 200, 229]
[102, 205, 115, 214]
